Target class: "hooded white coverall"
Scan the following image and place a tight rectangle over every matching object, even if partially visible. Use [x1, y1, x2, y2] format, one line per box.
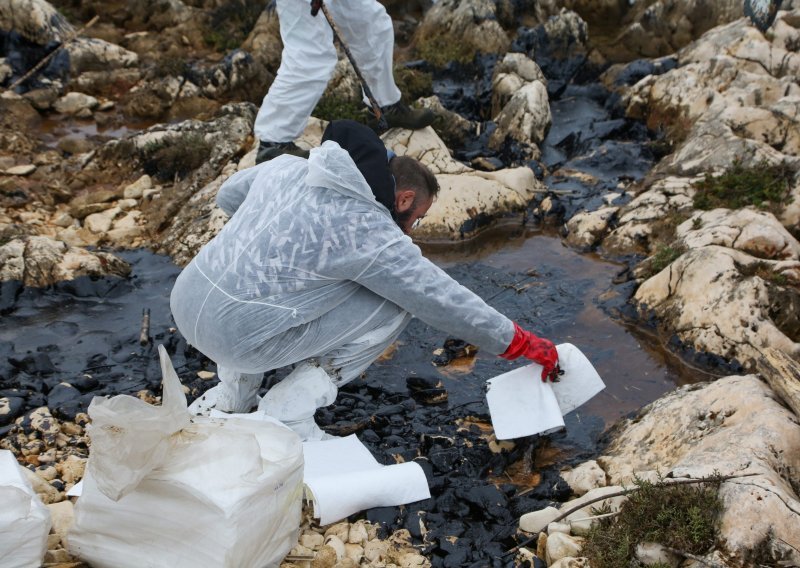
[170, 142, 515, 436]
[254, 0, 402, 143]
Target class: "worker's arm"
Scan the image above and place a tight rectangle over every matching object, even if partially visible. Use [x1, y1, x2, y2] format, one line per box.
[216, 166, 262, 216]
[351, 233, 559, 379]
[352, 233, 516, 355]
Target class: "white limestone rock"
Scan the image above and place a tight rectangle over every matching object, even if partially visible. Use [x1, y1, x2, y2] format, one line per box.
[635, 542, 682, 567]
[634, 245, 800, 366]
[519, 506, 560, 534]
[559, 485, 628, 536]
[488, 80, 551, 157]
[565, 207, 618, 249]
[53, 92, 99, 116]
[84, 207, 120, 234]
[598, 375, 800, 565]
[491, 53, 546, 117]
[677, 209, 800, 260]
[0, 236, 130, 286]
[603, 176, 697, 255]
[4, 164, 36, 176]
[65, 37, 139, 74]
[550, 558, 589, 568]
[0, 0, 73, 44]
[560, 460, 607, 496]
[122, 175, 153, 199]
[545, 532, 584, 566]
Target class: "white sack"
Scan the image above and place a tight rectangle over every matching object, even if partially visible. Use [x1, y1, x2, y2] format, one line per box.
[84, 344, 191, 501]
[68, 346, 304, 568]
[0, 450, 51, 568]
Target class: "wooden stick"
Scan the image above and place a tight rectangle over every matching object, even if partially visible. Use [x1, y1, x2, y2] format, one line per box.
[139, 308, 151, 346]
[319, 4, 388, 131]
[7, 15, 100, 92]
[662, 545, 727, 568]
[756, 347, 800, 418]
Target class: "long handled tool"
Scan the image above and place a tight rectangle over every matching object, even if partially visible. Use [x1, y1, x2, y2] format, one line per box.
[310, 0, 389, 131]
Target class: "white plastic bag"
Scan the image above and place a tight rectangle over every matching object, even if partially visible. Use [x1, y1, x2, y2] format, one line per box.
[0, 450, 51, 568]
[68, 346, 304, 568]
[84, 344, 191, 501]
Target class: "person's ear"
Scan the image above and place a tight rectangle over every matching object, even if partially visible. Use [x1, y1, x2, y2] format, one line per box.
[395, 189, 416, 213]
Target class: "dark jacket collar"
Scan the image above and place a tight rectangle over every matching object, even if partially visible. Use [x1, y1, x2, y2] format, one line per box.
[321, 120, 395, 215]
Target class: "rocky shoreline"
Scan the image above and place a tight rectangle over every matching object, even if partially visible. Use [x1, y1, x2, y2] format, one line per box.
[2, 0, 800, 566]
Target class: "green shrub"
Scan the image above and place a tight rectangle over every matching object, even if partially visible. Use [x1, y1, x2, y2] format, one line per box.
[740, 261, 789, 286]
[693, 159, 794, 212]
[152, 57, 190, 78]
[648, 243, 686, 275]
[204, 0, 264, 52]
[584, 476, 722, 568]
[414, 33, 475, 68]
[394, 66, 433, 103]
[141, 133, 213, 181]
[312, 96, 371, 124]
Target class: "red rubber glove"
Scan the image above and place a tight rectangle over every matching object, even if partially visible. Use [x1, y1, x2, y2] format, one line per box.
[500, 323, 560, 382]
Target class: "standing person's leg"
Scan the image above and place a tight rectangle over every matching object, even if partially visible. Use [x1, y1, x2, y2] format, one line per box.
[326, 0, 433, 129]
[259, 288, 412, 439]
[254, 0, 338, 160]
[324, 0, 400, 107]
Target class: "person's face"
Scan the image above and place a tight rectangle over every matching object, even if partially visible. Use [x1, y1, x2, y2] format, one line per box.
[395, 189, 433, 235]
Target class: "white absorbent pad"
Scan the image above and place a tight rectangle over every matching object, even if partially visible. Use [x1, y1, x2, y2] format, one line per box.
[303, 435, 431, 525]
[486, 343, 605, 440]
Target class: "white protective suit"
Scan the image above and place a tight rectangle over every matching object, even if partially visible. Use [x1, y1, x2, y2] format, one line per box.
[254, 0, 401, 143]
[170, 142, 515, 433]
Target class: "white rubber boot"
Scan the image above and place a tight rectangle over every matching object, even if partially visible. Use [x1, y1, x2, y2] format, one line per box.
[258, 362, 338, 441]
[188, 368, 263, 416]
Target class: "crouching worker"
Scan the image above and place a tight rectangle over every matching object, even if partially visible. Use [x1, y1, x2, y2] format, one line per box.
[170, 120, 559, 440]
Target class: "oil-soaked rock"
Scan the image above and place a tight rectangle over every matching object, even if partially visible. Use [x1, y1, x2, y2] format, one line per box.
[9, 352, 55, 375]
[512, 9, 590, 96]
[0, 396, 25, 426]
[0, 0, 73, 45]
[431, 338, 477, 367]
[0, 236, 130, 287]
[414, 0, 511, 62]
[406, 376, 448, 405]
[634, 245, 800, 368]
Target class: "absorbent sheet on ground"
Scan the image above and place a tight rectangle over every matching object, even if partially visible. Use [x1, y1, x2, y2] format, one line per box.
[212, 412, 431, 525]
[303, 434, 431, 525]
[486, 343, 605, 440]
[211, 411, 430, 525]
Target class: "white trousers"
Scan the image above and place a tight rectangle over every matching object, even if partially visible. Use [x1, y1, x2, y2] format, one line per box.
[189, 287, 412, 418]
[253, 0, 402, 143]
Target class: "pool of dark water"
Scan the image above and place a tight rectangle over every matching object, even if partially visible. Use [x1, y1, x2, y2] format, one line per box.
[0, 232, 706, 566]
